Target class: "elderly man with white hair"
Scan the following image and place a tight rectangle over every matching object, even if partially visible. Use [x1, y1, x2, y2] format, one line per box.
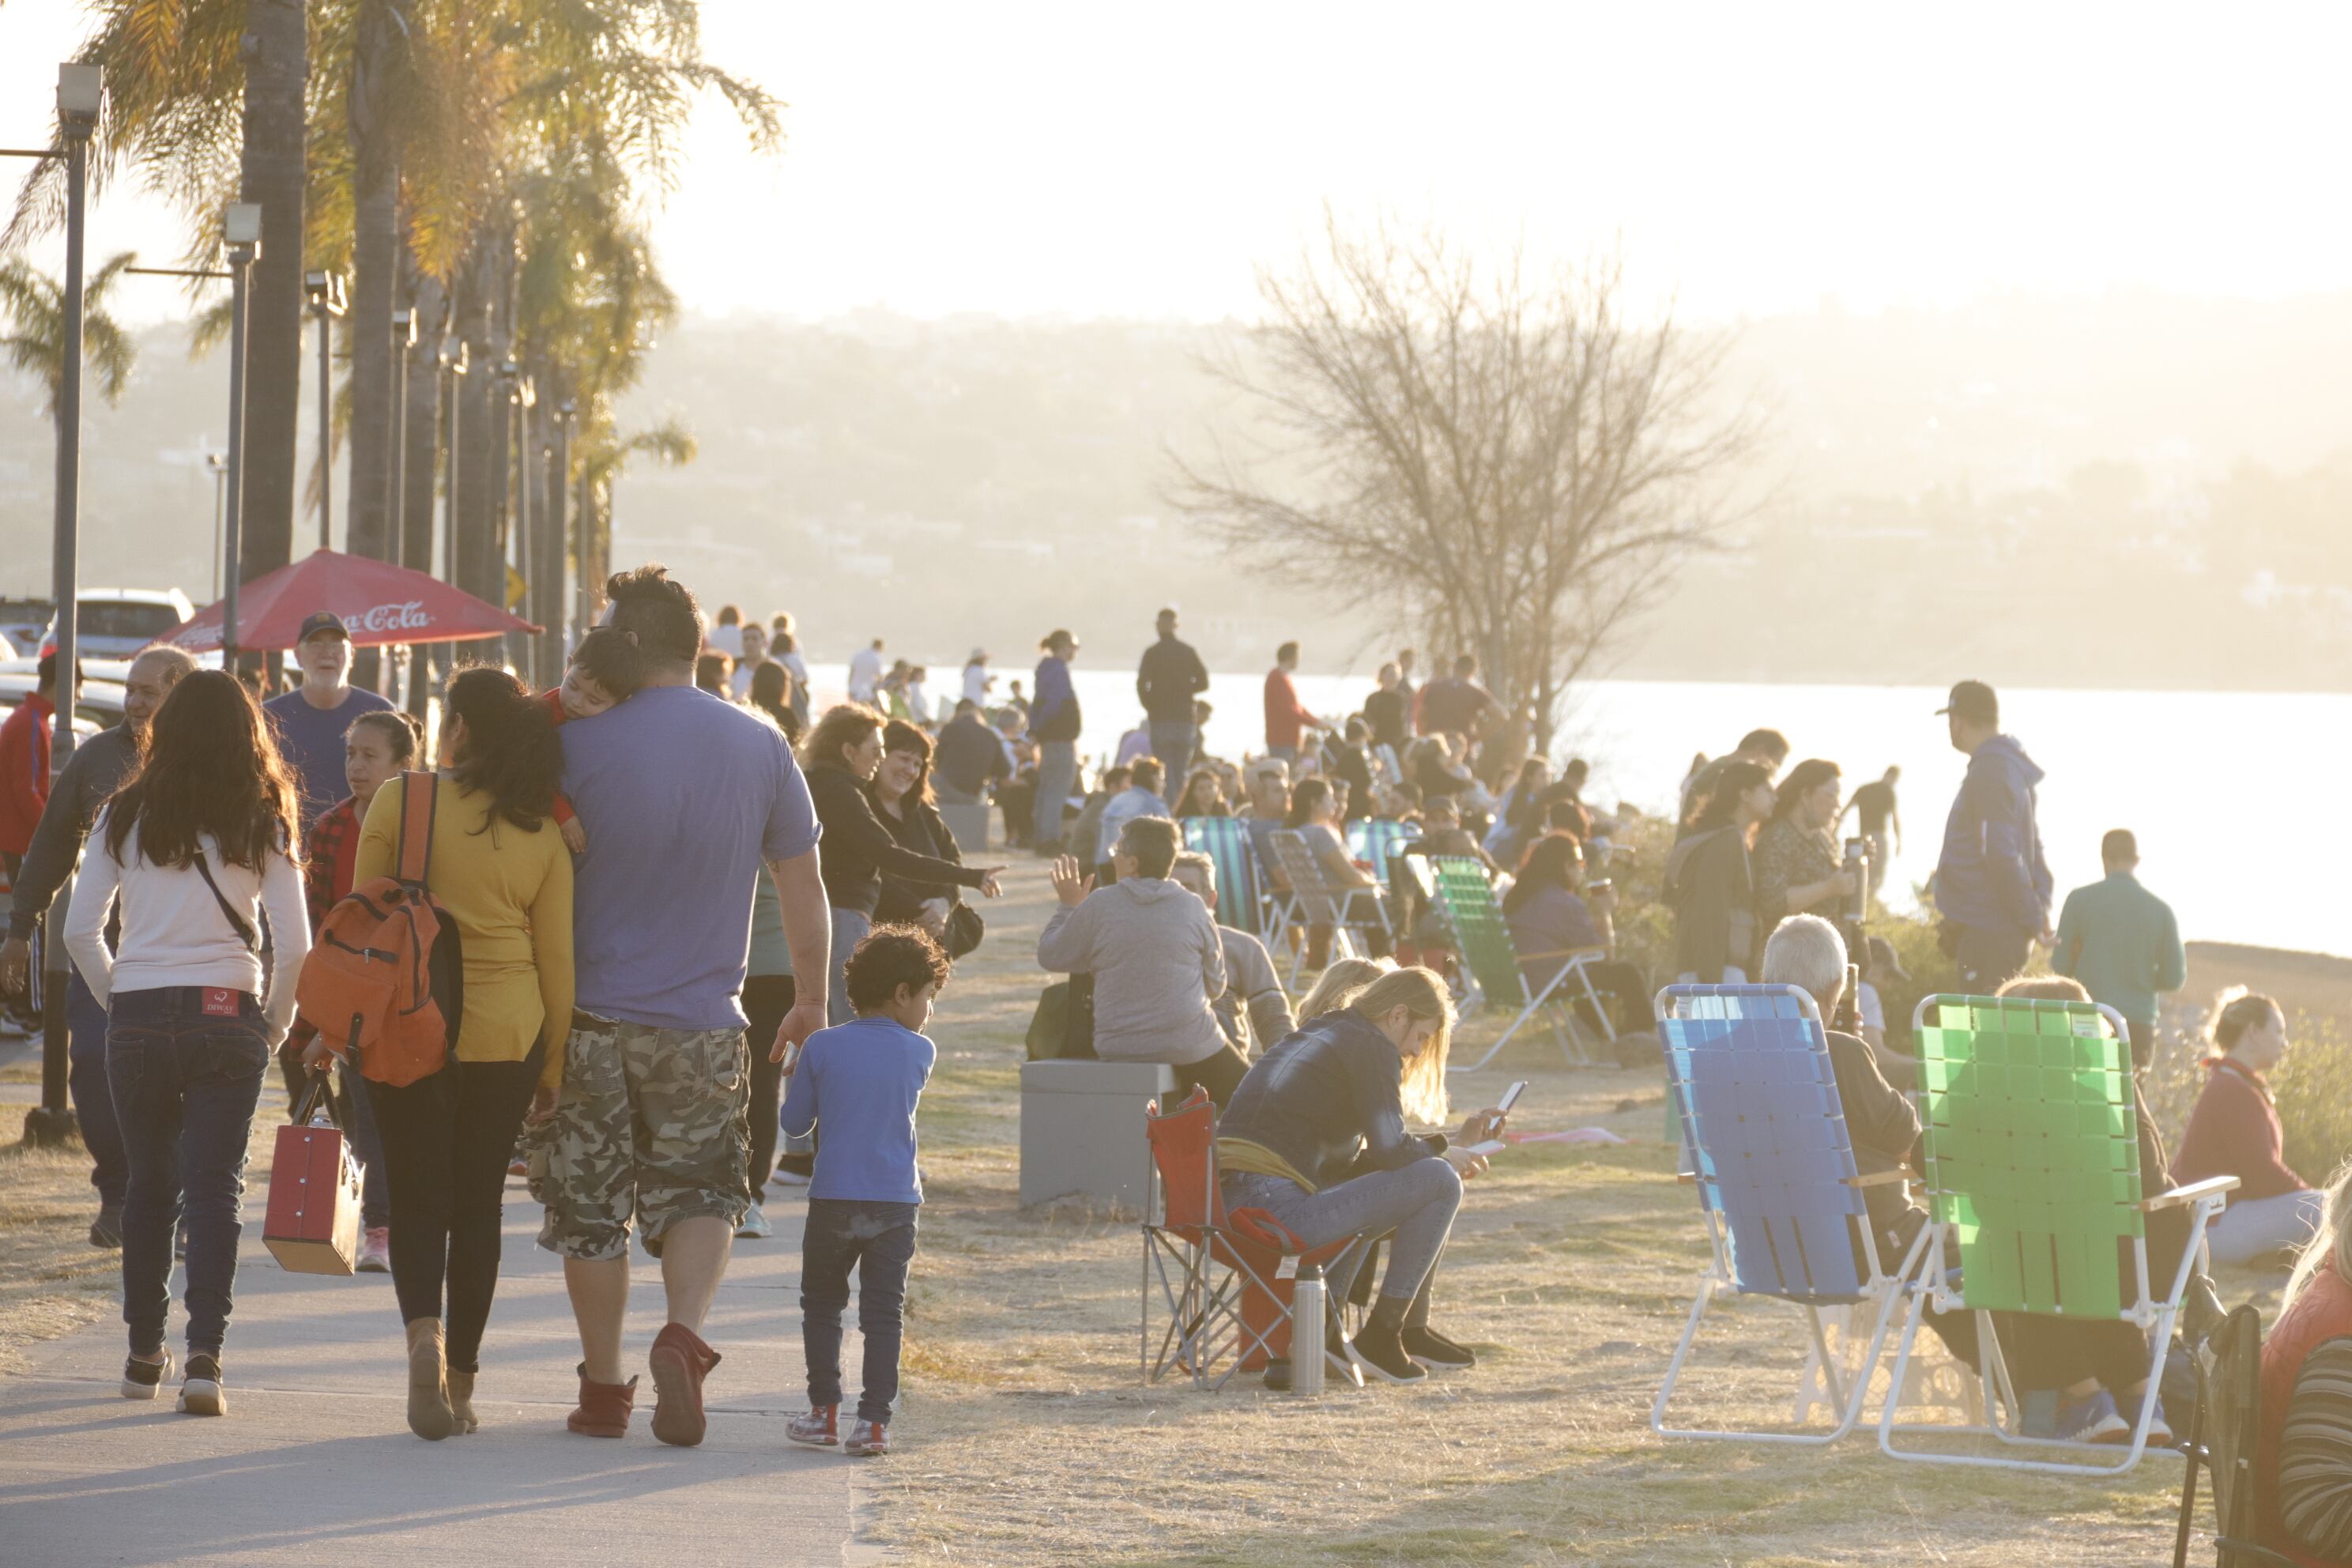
[1758, 914, 1928, 1261]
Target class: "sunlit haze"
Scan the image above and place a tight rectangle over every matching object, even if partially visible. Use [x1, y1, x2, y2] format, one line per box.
[7, 0, 2352, 324]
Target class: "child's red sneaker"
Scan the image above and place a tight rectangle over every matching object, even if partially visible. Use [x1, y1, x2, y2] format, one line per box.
[844, 1418, 888, 1457]
[786, 1404, 839, 1447]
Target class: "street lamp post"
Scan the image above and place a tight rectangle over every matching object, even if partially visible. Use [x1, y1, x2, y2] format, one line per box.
[386, 305, 416, 700]
[303, 270, 346, 550]
[220, 203, 263, 665]
[553, 399, 576, 657]
[207, 453, 227, 597]
[26, 61, 103, 1148]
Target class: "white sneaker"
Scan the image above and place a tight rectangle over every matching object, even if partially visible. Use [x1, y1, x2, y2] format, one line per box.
[179, 1354, 227, 1416]
[356, 1227, 391, 1272]
[736, 1203, 774, 1239]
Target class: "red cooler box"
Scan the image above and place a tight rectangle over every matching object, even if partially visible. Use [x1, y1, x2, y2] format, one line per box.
[263, 1119, 363, 1275]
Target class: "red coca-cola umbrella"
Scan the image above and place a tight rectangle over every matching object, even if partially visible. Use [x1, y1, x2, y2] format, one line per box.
[158, 550, 540, 653]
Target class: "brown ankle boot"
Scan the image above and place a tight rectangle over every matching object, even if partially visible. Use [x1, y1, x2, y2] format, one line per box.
[567, 1362, 637, 1438]
[445, 1368, 478, 1434]
[648, 1322, 722, 1448]
[405, 1319, 454, 1442]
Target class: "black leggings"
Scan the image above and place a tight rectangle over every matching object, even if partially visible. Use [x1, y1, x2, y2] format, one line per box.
[744, 975, 796, 1194]
[368, 1045, 542, 1373]
[1170, 1043, 1249, 1110]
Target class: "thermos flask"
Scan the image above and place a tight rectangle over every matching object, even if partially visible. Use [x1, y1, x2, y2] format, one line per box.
[1291, 1265, 1326, 1395]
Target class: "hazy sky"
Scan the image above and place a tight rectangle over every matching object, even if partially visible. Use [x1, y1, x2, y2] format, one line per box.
[5, 1, 2350, 326]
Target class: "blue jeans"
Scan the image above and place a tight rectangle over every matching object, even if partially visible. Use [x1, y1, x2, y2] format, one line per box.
[1223, 1157, 1461, 1306]
[825, 907, 872, 1028]
[1033, 740, 1079, 850]
[66, 968, 126, 1208]
[801, 1198, 918, 1424]
[106, 986, 270, 1358]
[1147, 722, 1197, 799]
[341, 1062, 390, 1229]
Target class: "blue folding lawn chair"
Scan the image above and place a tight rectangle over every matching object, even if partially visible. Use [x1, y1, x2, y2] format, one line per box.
[1651, 983, 1931, 1444]
[1345, 818, 1412, 874]
[1182, 816, 1275, 944]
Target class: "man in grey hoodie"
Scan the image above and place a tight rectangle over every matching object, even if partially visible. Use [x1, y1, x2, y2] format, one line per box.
[1039, 817, 1242, 1106]
[1932, 680, 2053, 991]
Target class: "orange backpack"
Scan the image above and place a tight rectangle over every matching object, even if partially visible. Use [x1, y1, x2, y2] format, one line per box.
[296, 771, 466, 1087]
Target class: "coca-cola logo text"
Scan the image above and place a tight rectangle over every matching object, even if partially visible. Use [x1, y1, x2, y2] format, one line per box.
[345, 601, 432, 634]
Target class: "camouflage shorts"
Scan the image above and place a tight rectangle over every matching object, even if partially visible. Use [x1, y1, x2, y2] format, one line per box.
[536, 1010, 751, 1262]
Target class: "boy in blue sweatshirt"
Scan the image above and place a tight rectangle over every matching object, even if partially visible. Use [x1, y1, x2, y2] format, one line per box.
[782, 924, 944, 1458]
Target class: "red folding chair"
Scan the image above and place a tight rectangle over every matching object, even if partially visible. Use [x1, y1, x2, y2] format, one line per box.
[1141, 1087, 1370, 1390]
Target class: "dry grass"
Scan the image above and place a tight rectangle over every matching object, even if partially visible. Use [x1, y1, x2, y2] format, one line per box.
[0, 1103, 120, 1374]
[860, 871, 2290, 1566]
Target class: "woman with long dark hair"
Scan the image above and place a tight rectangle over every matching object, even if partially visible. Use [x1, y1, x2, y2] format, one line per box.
[1753, 758, 1857, 927]
[801, 704, 1002, 1023]
[1502, 831, 1649, 1041]
[65, 669, 311, 1417]
[334, 665, 573, 1440]
[1283, 778, 1386, 970]
[1664, 759, 1773, 983]
[866, 721, 966, 944]
[748, 660, 801, 744]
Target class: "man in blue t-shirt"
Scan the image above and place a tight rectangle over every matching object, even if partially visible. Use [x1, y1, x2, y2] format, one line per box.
[539, 565, 831, 1451]
[262, 612, 394, 832]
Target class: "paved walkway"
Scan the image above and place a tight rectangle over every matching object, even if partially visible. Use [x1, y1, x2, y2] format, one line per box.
[0, 1181, 880, 1566]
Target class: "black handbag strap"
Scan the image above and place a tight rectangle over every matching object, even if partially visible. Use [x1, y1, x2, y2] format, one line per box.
[190, 851, 261, 954]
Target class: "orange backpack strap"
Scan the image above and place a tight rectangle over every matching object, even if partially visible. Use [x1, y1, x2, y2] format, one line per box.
[394, 771, 439, 886]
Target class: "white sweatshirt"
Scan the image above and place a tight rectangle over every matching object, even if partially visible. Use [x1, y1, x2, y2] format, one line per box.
[65, 808, 311, 1042]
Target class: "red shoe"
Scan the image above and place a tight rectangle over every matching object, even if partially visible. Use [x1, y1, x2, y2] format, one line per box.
[567, 1363, 638, 1438]
[648, 1322, 722, 1448]
[844, 1418, 889, 1457]
[786, 1404, 839, 1447]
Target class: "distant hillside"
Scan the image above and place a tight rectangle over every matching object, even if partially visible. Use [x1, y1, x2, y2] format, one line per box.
[5, 294, 2347, 687]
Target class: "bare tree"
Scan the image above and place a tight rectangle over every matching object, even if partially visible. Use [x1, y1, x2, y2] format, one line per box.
[1170, 214, 1767, 750]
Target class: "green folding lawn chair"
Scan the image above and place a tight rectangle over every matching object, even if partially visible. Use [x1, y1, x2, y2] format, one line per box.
[1878, 993, 2237, 1475]
[1425, 856, 1608, 1072]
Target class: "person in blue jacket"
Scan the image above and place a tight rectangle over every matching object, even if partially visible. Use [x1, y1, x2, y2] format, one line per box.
[1932, 680, 2052, 991]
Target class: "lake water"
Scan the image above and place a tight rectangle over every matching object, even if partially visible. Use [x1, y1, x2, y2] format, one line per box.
[802, 663, 2347, 957]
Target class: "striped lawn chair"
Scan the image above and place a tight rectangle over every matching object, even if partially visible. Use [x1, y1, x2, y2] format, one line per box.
[1345, 818, 1412, 875]
[1878, 994, 2237, 1475]
[1425, 856, 1608, 1071]
[1266, 830, 1389, 986]
[1652, 984, 1931, 1444]
[1182, 816, 1275, 944]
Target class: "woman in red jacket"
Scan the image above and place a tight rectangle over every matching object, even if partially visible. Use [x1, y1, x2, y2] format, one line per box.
[2173, 989, 2323, 1267]
[2256, 1160, 2352, 1566]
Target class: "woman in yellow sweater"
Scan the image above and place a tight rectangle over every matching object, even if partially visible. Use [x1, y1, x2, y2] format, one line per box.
[332, 666, 573, 1440]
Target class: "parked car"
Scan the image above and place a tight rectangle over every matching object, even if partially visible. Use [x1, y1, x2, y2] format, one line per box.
[0, 598, 52, 651]
[40, 588, 197, 659]
[0, 668, 126, 728]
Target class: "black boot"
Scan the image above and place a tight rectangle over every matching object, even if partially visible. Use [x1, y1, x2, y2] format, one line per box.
[1345, 1298, 1427, 1385]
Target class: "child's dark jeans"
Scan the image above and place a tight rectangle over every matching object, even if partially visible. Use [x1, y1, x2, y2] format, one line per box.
[801, 1198, 918, 1425]
[106, 986, 270, 1358]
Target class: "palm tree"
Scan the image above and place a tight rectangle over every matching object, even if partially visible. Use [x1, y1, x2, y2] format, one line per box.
[0, 251, 140, 431]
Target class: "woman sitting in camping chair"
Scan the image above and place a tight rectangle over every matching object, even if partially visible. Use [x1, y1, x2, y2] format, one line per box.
[1214, 967, 1503, 1386]
[2257, 1159, 2352, 1565]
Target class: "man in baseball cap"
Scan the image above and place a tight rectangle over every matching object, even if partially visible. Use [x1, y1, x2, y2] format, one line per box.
[264, 609, 396, 832]
[1931, 679, 2052, 992]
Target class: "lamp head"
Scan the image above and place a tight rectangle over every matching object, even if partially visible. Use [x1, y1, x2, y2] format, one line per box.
[391, 307, 416, 346]
[57, 63, 102, 122]
[223, 202, 262, 251]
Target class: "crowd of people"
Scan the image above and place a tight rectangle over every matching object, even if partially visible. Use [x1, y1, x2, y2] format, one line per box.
[2, 582, 2347, 1562]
